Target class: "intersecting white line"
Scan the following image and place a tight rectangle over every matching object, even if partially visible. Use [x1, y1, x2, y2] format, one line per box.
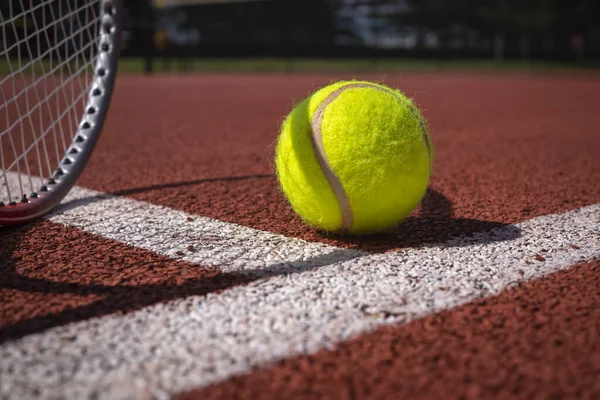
[1, 174, 599, 400]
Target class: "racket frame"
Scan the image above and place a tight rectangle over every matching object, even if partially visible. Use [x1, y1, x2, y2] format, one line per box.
[0, 0, 122, 225]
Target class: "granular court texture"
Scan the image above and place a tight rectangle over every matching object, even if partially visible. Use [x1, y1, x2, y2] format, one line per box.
[1, 72, 599, 399]
[180, 260, 600, 400]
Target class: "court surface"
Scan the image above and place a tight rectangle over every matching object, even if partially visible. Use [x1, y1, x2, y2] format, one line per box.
[1, 71, 600, 399]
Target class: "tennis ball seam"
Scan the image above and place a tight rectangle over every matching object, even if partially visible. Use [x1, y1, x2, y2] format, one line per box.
[310, 86, 355, 232]
[309, 82, 431, 233]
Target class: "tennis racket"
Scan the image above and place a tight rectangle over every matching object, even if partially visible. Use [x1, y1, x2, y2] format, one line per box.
[0, 0, 122, 225]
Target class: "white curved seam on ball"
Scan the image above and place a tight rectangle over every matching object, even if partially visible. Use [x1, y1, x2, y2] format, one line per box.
[310, 85, 359, 233]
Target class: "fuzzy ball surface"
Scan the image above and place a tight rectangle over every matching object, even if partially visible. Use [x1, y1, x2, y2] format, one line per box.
[275, 80, 433, 235]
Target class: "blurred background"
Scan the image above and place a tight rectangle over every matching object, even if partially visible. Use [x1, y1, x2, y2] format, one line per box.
[1, 0, 599, 74]
[121, 0, 600, 73]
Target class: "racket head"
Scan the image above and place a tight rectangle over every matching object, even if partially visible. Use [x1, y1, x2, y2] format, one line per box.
[0, 0, 122, 225]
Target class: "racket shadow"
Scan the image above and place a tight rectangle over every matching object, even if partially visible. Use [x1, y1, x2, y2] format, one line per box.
[0, 183, 521, 343]
[0, 222, 361, 343]
[54, 174, 274, 214]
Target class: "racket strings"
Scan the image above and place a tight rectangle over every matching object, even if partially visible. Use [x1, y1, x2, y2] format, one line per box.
[1, 0, 101, 205]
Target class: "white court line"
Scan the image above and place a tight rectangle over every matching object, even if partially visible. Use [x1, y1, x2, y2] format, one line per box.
[51, 184, 361, 273]
[1, 177, 599, 399]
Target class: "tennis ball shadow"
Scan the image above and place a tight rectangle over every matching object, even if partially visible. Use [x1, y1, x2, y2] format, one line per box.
[281, 91, 520, 251]
[319, 188, 522, 252]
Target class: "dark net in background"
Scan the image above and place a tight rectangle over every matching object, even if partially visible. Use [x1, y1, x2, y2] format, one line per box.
[54, 0, 600, 72]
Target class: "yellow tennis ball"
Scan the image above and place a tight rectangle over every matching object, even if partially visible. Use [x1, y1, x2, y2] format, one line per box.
[275, 80, 433, 235]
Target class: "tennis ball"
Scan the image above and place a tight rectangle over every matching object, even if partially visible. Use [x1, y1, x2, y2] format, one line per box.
[275, 80, 433, 235]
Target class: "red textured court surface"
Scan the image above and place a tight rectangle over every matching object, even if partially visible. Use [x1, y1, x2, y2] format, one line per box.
[1, 71, 600, 399]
